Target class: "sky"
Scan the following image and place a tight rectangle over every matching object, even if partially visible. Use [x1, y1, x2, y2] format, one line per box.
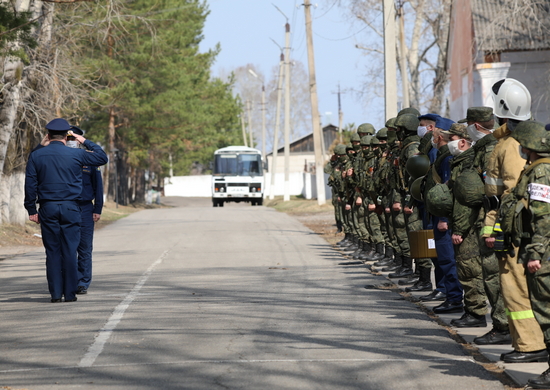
[199, 0, 385, 145]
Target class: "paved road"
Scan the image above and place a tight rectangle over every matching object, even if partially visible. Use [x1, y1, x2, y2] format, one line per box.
[0, 197, 505, 389]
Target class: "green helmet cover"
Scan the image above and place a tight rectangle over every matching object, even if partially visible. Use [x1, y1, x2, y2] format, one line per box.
[376, 127, 388, 139]
[394, 113, 420, 132]
[511, 120, 550, 152]
[426, 183, 453, 218]
[454, 169, 484, 206]
[385, 117, 397, 130]
[334, 144, 347, 155]
[397, 107, 421, 117]
[360, 135, 373, 146]
[357, 123, 375, 135]
[350, 132, 361, 142]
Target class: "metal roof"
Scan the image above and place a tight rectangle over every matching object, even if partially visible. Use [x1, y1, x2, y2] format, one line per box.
[472, 0, 550, 52]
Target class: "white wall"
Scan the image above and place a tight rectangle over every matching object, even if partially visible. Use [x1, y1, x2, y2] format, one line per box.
[164, 173, 332, 200]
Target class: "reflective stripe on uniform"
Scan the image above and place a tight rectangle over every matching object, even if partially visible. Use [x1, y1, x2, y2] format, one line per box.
[482, 226, 495, 235]
[485, 176, 504, 186]
[506, 308, 536, 320]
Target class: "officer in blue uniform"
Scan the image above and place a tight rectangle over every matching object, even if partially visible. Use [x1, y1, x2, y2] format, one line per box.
[24, 118, 108, 303]
[69, 126, 104, 295]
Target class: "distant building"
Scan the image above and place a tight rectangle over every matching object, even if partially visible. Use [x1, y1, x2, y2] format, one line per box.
[448, 0, 550, 123]
[266, 124, 340, 174]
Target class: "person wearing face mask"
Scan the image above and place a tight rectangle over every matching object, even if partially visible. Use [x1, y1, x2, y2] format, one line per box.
[335, 145, 353, 247]
[442, 124, 489, 329]
[507, 121, 550, 388]
[483, 78, 548, 364]
[456, 107, 511, 345]
[421, 117, 464, 314]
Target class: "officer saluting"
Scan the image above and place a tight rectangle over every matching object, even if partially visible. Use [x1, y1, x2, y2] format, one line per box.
[24, 118, 108, 303]
[69, 126, 103, 295]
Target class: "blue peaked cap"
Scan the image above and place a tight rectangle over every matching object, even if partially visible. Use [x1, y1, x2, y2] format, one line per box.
[435, 117, 454, 131]
[45, 118, 72, 131]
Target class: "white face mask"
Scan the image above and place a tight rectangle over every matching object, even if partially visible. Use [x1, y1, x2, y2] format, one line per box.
[518, 145, 529, 161]
[67, 140, 79, 149]
[447, 139, 463, 156]
[466, 124, 486, 143]
[417, 126, 428, 138]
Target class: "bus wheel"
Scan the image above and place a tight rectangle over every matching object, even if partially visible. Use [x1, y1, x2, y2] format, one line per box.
[257, 198, 263, 206]
[219, 201, 224, 207]
[213, 200, 218, 207]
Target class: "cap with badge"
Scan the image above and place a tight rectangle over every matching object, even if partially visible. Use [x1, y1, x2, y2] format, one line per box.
[69, 126, 85, 136]
[45, 118, 72, 132]
[441, 123, 471, 140]
[458, 107, 494, 123]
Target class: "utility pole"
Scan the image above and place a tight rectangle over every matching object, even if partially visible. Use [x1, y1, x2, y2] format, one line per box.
[383, 0, 398, 119]
[241, 114, 248, 147]
[283, 22, 291, 202]
[332, 83, 345, 142]
[261, 85, 266, 160]
[270, 53, 285, 200]
[396, 1, 410, 109]
[247, 99, 253, 147]
[303, 0, 326, 205]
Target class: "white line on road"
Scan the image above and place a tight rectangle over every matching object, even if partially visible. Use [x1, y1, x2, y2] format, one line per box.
[0, 357, 476, 373]
[78, 250, 169, 368]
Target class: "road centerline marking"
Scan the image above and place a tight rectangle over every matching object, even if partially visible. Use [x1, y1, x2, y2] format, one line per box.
[78, 250, 169, 368]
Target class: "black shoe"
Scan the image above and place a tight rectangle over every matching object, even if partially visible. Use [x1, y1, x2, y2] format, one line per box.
[76, 286, 88, 295]
[500, 349, 548, 363]
[65, 297, 78, 303]
[528, 368, 550, 389]
[388, 267, 413, 279]
[405, 281, 432, 292]
[474, 328, 512, 345]
[373, 258, 393, 267]
[433, 300, 463, 314]
[398, 274, 420, 285]
[419, 290, 446, 302]
[51, 298, 62, 303]
[450, 312, 487, 328]
[381, 263, 401, 272]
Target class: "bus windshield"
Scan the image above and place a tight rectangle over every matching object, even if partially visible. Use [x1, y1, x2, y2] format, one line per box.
[214, 153, 262, 176]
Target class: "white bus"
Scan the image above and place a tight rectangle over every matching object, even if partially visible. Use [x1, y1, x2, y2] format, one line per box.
[211, 146, 264, 207]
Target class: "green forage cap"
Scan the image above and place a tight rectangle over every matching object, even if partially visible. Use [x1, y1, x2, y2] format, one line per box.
[441, 123, 471, 140]
[360, 135, 373, 146]
[458, 107, 494, 123]
[385, 117, 397, 130]
[511, 120, 550, 152]
[376, 128, 388, 139]
[350, 132, 361, 142]
[394, 113, 420, 132]
[397, 107, 421, 117]
[357, 123, 375, 135]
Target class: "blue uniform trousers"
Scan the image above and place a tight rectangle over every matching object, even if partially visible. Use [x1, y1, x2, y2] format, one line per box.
[77, 201, 94, 289]
[433, 216, 463, 302]
[39, 201, 81, 300]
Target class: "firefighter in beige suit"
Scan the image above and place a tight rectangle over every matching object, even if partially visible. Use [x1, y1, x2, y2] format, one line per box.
[482, 78, 548, 363]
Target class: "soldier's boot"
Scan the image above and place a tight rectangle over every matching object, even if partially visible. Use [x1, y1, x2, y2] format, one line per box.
[399, 263, 420, 285]
[337, 233, 350, 246]
[336, 221, 343, 233]
[358, 242, 372, 261]
[527, 352, 550, 389]
[352, 241, 365, 259]
[340, 234, 355, 248]
[382, 252, 402, 272]
[344, 236, 360, 251]
[369, 243, 386, 262]
[374, 246, 394, 267]
[405, 267, 433, 292]
[388, 256, 414, 278]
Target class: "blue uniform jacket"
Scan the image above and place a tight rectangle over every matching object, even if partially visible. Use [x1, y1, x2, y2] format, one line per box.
[81, 165, 104, 214]
[24, 140, 108, 215]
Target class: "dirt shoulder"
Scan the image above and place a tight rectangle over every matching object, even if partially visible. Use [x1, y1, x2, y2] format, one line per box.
[0, 201, 160, 258]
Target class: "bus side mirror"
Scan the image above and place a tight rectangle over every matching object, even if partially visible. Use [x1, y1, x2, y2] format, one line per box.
[263, 160, 268, 171]
[209, 161, 214, 171]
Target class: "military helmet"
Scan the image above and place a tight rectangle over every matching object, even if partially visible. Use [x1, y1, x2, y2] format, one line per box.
[376, 128, 388, 139]
[346, 143, 354, 151]
[397, 107, 421, 117]
[385, 117, 397, 130]
[425, 183, 453, 218]
[410, 176, 425, 202]
[334, 144, 347, 155]
[511, 120, 550, 153]
[350, 132, 361, 142]
[357, 123, 375, 135]
[360, 135, 372, 146]
[454, 169, 484, 206]
[406, 154, 430, 179]
[370, 137, 381, 146]
[394, 113, 420, 132]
